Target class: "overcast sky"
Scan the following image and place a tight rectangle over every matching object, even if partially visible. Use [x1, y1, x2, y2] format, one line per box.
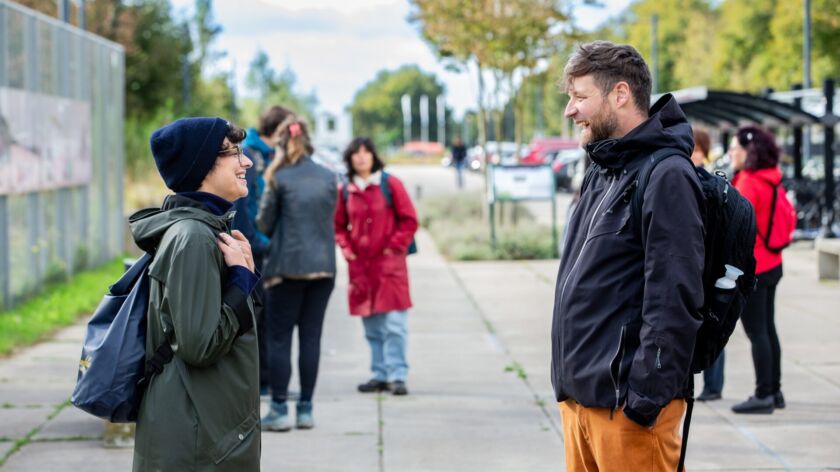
[170, 0, 632, 118]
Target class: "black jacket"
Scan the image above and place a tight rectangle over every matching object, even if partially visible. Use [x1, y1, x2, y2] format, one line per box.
[256, 156, 338, 278]
[550, 94, 705, 426]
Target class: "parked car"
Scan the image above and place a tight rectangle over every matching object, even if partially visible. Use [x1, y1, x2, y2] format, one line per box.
[400, 141, 445, 157]
[520, 137, 579, 166]
[460, 141, 528, 171]
[550, 148, 585, 191]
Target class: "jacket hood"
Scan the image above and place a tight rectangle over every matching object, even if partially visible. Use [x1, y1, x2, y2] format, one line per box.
[244, 128, 273, 156]
[743, 166, 783, 186]
[586, 94, 694, 170]
[129, 194, 233, 253]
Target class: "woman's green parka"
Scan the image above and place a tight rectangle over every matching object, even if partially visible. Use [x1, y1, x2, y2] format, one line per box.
[129, 196, 260, 471]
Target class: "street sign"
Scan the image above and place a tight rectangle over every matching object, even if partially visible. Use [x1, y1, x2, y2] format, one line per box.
[487, 164, 558, 257]
[490, 164, 554, 202]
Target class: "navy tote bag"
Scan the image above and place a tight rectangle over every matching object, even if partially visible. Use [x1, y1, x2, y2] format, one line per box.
[71, 253, 154, 423]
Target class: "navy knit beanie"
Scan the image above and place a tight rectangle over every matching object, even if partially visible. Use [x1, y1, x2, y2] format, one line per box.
[150, 117, 230, 192]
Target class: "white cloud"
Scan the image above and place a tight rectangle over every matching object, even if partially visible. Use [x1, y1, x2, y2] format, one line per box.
[172, 0, 634, 119]
[194, 0, 475, 117]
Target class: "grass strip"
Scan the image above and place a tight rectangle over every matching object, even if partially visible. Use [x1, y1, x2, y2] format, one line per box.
[0, 259, 125, 356]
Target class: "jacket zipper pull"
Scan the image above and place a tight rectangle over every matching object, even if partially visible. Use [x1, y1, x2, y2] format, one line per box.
[656, 347, 662, 370]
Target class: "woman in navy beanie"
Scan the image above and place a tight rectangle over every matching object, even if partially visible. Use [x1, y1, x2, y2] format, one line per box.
[129, 117, 262, 470]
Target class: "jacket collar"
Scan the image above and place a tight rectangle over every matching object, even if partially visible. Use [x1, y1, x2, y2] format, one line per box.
[171, 192, 233, 216]
[352, 171, 382, 191]
[585, 94, 694, 170]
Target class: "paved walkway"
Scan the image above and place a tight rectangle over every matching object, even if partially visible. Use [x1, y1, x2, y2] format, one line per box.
[0, 165, 838, 470]
[450, 242, 840, 471]
[0, 228, 563, 471]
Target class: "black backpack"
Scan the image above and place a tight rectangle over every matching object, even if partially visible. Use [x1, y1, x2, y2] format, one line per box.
[581, 148, 757, 375]
[627, 148, 757, 471]
[625, 149, 757, 374]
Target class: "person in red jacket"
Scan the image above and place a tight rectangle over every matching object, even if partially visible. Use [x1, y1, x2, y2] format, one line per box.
[335, 137, 419, 396]
[729, 126, 786, 414]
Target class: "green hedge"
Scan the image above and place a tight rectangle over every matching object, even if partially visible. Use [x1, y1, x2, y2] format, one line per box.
[0, 259, 125, 356]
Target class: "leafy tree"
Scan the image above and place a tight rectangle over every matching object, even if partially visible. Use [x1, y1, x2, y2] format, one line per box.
[612, 0, 712, 93]
[409, 0, 568, 150]
[349, 65, 447, 151]
[708, 0, 776, 90]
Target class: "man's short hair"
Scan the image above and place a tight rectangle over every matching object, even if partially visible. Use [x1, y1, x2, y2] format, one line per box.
[258, 105, 293, 137]
[563, 41, 652, 117]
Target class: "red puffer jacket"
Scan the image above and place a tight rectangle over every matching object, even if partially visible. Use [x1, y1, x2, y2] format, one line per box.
[732, 167, 784, 274]
[334, 173, 419, 316]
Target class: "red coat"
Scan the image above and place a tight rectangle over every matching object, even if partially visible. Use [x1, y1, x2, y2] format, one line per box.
[334, 173, 419, 316]
[733, 167, 784, 274]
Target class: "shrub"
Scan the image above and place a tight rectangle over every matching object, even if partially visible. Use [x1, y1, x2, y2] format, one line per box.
[419, 192, 557, 261]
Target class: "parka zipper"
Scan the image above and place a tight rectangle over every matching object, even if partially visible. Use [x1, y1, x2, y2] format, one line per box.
[557, 173, 619, 310]
[609, 325, 628, 419]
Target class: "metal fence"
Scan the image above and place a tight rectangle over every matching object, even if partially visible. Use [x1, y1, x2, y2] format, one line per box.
[0, 0, 124, 309]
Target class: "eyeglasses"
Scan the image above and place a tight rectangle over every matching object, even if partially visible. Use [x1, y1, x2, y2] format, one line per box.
[218, 145, 246, 166]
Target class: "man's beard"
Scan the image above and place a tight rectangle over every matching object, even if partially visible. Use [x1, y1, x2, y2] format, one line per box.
[581, 104, 618, 146]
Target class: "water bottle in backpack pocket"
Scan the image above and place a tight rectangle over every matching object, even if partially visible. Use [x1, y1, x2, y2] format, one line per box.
[708, 264, 743, 324]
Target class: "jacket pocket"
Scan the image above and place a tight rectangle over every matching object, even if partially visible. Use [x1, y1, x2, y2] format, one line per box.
[609, 317, 642, 410]
[380, 253, 407, 277]
[208, 410, 259, 464]
[609, 325, 628, 411]
[586, 203, 631, 241]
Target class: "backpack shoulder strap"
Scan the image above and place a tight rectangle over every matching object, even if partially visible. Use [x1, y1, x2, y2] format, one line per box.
[110, 253, 153, 295]
[630, 147, 690, 238]
[380, 171, 394, 207]
[341, 181, 349, 202]
[761, 179, 780, 246]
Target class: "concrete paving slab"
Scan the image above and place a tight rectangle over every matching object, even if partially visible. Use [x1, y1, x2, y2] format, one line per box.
[0, 441, 16, 461]
[34, 406, 103, 441]
[1, 440, 132, 471]
[382, 394, 562, 472]
[259, 396, 380, 471]
[747, 423, 840, 468]
[0, 406, 53, 440]
[0, 383, 71, 407]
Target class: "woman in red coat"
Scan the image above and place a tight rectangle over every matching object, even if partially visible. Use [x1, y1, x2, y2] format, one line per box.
[334, 137, 419, 396]
[729, 126, 786, 414]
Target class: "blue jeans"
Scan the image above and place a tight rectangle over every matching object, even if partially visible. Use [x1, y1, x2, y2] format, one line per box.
[702, 350, 725, 395]
[362, 310, 408, 382]
[454, 161, 465, 189]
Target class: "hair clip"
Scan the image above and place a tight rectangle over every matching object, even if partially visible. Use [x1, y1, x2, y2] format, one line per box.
[289, 122, 302, 137]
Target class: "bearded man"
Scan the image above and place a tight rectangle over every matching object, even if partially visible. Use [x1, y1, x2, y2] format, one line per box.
[550, 41, 705, 471]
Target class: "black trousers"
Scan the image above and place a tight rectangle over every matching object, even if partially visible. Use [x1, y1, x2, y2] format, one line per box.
[740, 264, 783, 398]
[265, 278, 335, 404]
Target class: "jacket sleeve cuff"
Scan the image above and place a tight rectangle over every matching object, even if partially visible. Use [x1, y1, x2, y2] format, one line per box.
[623, 405, 659, 427]
[228, 265, 259, 295]
[222, 284, 254, 336]
[624, 389, 662, 427]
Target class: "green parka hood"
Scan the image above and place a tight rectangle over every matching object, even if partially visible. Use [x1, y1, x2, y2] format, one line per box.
[129, 194, 235, 254]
